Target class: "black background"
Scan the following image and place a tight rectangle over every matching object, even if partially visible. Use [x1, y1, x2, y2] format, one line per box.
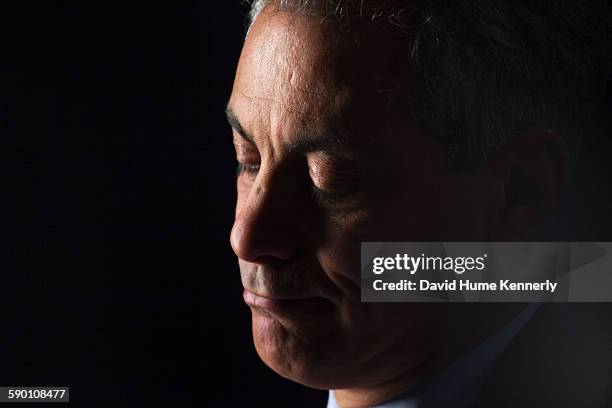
[0, 2, 609, 407]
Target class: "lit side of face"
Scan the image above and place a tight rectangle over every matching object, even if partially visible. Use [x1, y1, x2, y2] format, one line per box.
[227, 8, 493, 391]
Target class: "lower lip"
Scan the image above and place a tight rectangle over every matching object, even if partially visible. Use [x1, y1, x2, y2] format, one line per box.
[242, 289, 325, 314]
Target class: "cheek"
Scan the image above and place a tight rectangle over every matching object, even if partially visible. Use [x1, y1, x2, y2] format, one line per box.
[365, 181, 456, 241]
[315, 213, 372, 288]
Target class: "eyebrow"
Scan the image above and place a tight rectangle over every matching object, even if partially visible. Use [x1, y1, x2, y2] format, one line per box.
[225, 106, 355, 159]
[225, 106, 254, 145]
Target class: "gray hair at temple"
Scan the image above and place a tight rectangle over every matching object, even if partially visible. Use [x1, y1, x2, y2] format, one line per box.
[247, 0, 611, 170]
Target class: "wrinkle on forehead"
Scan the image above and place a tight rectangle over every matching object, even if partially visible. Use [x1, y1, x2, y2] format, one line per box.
[229, 6, 406, 155]
[235, 9, 347, 114]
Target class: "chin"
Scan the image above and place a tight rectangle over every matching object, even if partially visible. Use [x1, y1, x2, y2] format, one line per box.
[248, 302, 445, 392]
[250, 309, 351, 390]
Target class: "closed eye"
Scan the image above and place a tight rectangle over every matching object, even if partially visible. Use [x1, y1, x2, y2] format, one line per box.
[236, 163, 260, 178]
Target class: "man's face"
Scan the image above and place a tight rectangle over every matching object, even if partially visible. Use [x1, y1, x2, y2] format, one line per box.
[227, 9, 493, 389]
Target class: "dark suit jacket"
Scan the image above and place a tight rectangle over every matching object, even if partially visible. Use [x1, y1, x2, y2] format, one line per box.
[473, 303, 612, 408]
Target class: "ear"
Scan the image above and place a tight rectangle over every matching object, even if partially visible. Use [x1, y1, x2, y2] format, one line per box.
[485, 128, 569, 240]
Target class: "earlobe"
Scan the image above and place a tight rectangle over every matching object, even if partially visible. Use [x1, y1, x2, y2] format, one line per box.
[485, 128, 569, 241]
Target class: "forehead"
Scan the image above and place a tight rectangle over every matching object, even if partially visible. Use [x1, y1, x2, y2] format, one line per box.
[229, 9, 404, 144]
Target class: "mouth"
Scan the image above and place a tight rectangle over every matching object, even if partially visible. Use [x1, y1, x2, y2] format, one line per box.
[242, 288, 328, 315]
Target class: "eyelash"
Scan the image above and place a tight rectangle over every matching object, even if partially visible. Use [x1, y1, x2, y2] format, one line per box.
[235, 163, 260, 177]
[310, 184, 348, 206]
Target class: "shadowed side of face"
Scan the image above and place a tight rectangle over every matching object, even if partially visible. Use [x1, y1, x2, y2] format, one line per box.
[226, 8, 496, 390]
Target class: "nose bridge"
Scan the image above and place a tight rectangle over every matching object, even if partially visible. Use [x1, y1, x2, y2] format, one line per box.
[242, 177, 272, 229]
[245, 161, 296, 226]
[231, 160, 302, 263]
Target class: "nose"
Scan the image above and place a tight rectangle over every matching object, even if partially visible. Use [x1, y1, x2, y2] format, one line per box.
[230, 172, 301, 264]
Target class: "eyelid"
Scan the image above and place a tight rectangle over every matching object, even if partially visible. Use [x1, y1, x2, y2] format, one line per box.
[308, 151, 364, 183]
[233, 136, 258, 154]
[233, 133, 254, 146]
[308, 165, 365, 208]
[233, 131, 260, 179]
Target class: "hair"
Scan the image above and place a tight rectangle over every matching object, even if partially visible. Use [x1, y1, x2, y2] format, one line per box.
[246, 0, 611, 170]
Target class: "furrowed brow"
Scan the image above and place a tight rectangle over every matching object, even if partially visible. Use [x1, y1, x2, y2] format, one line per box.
[225, 105, 356, 160]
